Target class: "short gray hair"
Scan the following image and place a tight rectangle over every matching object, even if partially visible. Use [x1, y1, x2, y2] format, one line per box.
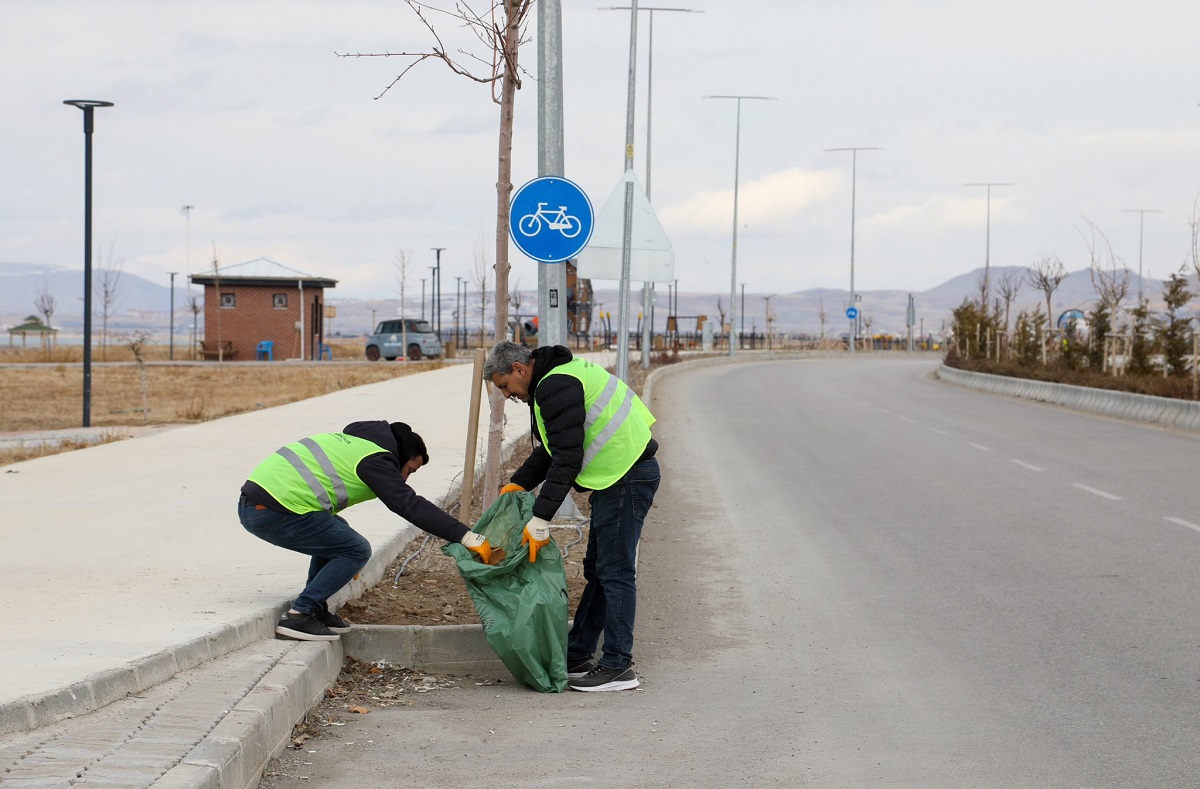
[483, 340, 532, 379]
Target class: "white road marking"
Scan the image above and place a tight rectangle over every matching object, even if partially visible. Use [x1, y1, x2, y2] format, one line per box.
[967, 442, 991, 452]
[1010, 459, 1044, 472]
[899, 416, 916, 424]
[927, 427, 948, 435]
[1164, 516, 1200, 534]
[1072, 483, 1121, 501]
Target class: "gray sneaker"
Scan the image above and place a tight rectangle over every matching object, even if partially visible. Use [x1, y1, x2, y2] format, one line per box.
[567, 664, 638, 692]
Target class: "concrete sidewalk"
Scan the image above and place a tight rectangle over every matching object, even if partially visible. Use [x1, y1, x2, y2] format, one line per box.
[0, 360, 537, 787]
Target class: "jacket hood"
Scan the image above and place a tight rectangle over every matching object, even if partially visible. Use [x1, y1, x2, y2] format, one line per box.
[529, 345, 574, 393]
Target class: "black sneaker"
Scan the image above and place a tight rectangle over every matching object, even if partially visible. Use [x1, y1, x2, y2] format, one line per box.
[567, 657, 596, 679]
[567, 664, 638, 692]
[276, 611, 339, 641]
[315, 603, 352, 634]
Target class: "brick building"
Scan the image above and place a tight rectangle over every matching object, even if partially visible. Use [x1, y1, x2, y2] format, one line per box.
[189, 258, 337, 361]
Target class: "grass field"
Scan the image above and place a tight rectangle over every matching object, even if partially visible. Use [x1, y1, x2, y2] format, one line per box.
[0, 340, 442, 465]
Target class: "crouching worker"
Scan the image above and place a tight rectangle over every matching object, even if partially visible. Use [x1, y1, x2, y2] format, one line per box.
[485, 340, 661, 692]
[238, 420, 494, 641]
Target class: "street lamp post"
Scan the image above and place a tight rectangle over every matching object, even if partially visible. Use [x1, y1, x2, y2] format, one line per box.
[704, 94, 775, 357]
[603, 5, 701, 369]
[740, 282, 746, 338]
[1122, 208, 1162, 304]
[64, 99, 114, 427]
[827, 147, 881, 355]
[430, 248, 445, 339]
[167, 271, 177, 359]
[964, 182, 1013, 307]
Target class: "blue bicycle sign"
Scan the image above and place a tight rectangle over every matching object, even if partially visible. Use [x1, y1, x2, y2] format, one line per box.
[509, 176, 594, 263]
[517, 203, 583, 239]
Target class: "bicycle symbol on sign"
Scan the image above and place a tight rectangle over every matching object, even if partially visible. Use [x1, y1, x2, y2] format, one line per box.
[517, 203, 583, 239]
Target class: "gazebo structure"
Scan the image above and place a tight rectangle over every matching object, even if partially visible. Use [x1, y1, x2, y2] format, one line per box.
[188, 258, 337, 361]
[7, 315, 58, 348]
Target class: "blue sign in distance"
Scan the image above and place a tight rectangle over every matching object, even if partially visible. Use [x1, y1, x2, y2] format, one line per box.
[509, 176, 594, 263]
[846, 306, 859, 320]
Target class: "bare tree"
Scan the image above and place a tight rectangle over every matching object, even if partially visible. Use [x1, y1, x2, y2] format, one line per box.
[185, 292, 202, 360]
[395, 249, 414, 358]
[714, 298, 728, 346]
[33, 276, 56, 334]
[1190, 191, 1200, 284]
[1026, 255, 1067, 331]
[210, 245, 226, 363]
[339, 0, 535, 504]
[995, 270, 1024, 334]
[124, 331, 153, 422]
[97, 241, 124, 361]
[473, 232, 492, 347]
[817, 299, 827, 345]
[1078, 217, 1131, 325]
[510, 277, 524, 341]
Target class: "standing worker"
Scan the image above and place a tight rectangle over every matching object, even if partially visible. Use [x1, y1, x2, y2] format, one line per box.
[485, 340, 661, 691]
[238, 420, 494, 641]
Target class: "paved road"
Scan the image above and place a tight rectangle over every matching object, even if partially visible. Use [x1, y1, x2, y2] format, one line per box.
[262, 356, 1200, 787]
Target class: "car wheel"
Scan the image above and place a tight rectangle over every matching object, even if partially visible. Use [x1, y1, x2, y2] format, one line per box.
[365, 345, 381, 361]
[407, 344, 422, 361]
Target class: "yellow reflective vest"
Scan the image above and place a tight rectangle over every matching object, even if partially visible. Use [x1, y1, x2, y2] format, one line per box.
[247, 432, 384, 515]
[533, 357, 655, 490]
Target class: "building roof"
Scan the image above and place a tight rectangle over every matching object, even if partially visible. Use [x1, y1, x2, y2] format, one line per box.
[7, 315, 58, 334]
[188, 257, 337, 288]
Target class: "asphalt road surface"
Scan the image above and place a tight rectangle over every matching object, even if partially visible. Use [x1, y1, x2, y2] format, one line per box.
[262, 357, 1200, 788]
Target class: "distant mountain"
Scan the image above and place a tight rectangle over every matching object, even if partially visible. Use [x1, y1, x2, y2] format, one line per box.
[2, 260, 1189, 339]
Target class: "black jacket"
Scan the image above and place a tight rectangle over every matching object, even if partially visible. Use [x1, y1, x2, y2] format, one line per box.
[241, 420, 469, 543]
[510, 347, 656, 521]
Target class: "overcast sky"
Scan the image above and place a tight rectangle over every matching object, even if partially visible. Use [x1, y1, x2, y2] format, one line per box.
[3, 0, 1199, 302]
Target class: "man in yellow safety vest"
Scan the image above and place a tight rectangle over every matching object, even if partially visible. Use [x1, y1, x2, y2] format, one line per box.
[485, 340, 660, 692]
[239, 420, 494, 641]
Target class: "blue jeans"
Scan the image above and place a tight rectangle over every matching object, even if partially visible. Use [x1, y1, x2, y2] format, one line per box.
[568, 456, 661, 670]
[238, 498, 371, 615]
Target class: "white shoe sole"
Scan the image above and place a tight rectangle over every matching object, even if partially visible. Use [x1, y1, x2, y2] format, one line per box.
[275, 625, 339, 641]
[568, 678, 639, 692]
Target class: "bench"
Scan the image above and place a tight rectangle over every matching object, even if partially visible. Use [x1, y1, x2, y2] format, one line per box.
[199, 340, 236, 360]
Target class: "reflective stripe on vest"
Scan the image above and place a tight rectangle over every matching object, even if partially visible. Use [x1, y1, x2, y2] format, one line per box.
[534, 358, 654, 489]
[247, 432, 384, 514]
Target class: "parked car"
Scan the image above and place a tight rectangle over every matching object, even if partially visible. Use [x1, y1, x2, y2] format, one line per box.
[365, 318, 442, 361]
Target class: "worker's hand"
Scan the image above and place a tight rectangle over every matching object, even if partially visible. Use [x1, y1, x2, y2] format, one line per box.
[499, 483, 525, 495]
[460, 531, 494, 565]
[521, 517, 552, 563]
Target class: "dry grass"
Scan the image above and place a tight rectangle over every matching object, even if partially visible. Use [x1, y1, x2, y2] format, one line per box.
[0, 340, 441, 465]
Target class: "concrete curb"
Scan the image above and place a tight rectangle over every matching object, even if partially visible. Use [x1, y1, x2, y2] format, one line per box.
[342, 624, 504, 674]
[156, 641, 345, 789]
[936, 364, 1200, 433]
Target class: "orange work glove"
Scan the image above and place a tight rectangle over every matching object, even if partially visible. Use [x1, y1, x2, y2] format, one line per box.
[521, 516, 551, 563]
[460, 531, 494, 565]
[500, 483, 525, 495]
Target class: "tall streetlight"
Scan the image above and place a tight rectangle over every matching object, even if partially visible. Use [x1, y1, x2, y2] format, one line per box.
[430, 247, 445, 338]
[704, 94, 775, 357]
[963, 181, 1013, 307]
[64, 99, 114, 427]
[454, 275, 464, 350]
[826, 146, 881, 355]
[1123, 208, 1162, 304]
[420, 278, 426, 320]
[603, 5, 701, 368]
[167, 271, 177, 359]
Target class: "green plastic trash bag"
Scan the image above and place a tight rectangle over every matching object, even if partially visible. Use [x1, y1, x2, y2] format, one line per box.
[443, 491, 568, 693]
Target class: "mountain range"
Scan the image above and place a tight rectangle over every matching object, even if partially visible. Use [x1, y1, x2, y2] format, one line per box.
[2, 261, 1192, 341]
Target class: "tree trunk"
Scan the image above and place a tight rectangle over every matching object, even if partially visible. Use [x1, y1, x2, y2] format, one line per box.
[482, 0, 522, 510]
